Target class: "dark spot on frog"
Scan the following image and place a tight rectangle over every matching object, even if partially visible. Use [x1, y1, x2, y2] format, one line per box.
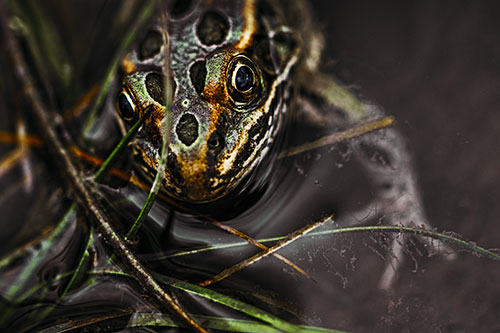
[167, 151, 185, 186]
[206, 130, 225, 178]
[138, 30, 163, 60]
[207, 130, 224, 153]
[196, 11, 229, 46]
[145, 72, 166, 105]
[170, 0, 193, 18]
[189, 60, 207, 95]
[176, 113, 199, 146]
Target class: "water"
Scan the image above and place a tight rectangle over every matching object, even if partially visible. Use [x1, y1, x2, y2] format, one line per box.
[0, 2, 388, 331]
[2, 1, 500, 332]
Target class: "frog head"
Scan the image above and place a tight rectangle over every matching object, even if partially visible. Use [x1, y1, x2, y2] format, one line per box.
[116, 0, 299, 202]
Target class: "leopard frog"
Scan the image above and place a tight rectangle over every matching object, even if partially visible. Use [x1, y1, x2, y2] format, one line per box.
[116, 0, 305, 202]
[114, 0, 448, 281]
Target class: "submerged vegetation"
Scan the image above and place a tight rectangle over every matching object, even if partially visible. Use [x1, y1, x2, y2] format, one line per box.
[0, 1, 499, 331]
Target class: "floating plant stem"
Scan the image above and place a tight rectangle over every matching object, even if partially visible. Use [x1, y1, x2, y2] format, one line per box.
[128, 313, 342, 332]
[277, 116, 394, 158]
[164, 224, 500, 263]
[94, 107, 151, 183]
[156, 274, 329, 333]
[208, 219, 313, 280]
[3, 205, 76, 300]
[95, 269, 333, 333]
[199, 215, 334, 287]
[1, 7, 205, 332]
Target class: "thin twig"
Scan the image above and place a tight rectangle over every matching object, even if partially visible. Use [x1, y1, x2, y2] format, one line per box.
[0, 126, 311, 281]
[209, 220, 314, 281]
[0, 5, 205, 332]
[199, 214, 334, 287]
[277, 116, 394, 158]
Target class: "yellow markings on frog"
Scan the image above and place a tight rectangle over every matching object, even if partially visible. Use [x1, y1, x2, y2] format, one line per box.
[235, 0, 256, 49]
[121, 54, 137, 74]
[218, 48, 300, 176]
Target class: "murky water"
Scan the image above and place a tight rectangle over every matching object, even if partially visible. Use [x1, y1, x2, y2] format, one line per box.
[1, 1, 500, 332]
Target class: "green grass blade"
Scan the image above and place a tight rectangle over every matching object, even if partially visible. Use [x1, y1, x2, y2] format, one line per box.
[9, 1, 72, 96]
[82, 0, 156, 135]
[92, 270, 339, 332]
[94, 107, 151, 183]
[160, 224, 500, 262]
[156, 275, 306, 332]
[3, 203, 76, 300]
[125, 11, 174, 241]
[128, 313, 281, 332]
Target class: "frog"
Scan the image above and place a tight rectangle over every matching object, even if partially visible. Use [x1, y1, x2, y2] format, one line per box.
[114, 0, 450, 287]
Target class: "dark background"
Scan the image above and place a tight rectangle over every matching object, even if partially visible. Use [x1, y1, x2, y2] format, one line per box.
[1, 1, 499, 331]
[311, 1, 500, 331]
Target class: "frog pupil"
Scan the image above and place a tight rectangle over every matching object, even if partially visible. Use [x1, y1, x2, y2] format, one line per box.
[235, 65, 253, 92]
[118, 93, 134, 120]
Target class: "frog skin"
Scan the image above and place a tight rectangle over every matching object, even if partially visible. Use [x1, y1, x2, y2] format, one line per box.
[117, 0, 303, 203]
[115, 0, 450, 286]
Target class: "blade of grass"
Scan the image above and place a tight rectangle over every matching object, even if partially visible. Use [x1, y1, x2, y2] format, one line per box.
[1, 8, 205, 332]
[94, 107, 152, 183]
[277, 116, 394, 159]
[129, 313, 341, 332]
[208, 220, 313, 281]
[0, 205, 76, 324]
[125, 9, 174, 242]
[82, 0, 156, 135]
[96, 269, 326, 333]
[8, 1, 71, 98]
[161, 224, 500, 263]
[156, 274, 331, 333]
[3, 205, 76, 300]
[129, 313, 282, 332]
[199, 215, 333, 287]
[49, 226, 94, 299]
[34, 225, 93, 319]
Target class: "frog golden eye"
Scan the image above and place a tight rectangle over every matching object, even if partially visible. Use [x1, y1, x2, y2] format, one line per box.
[117, 91, 136, 122]
[227, 55, 260, 105]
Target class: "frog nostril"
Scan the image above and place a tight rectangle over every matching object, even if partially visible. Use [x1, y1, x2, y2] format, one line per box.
[176, 113, 199, 146]
[207, 131, 224, 154]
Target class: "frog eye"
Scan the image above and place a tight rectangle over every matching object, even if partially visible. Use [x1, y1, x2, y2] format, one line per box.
[233, 63, 254, 93]
[117, 91, 136, 122]
[227, 55, 260, 105]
